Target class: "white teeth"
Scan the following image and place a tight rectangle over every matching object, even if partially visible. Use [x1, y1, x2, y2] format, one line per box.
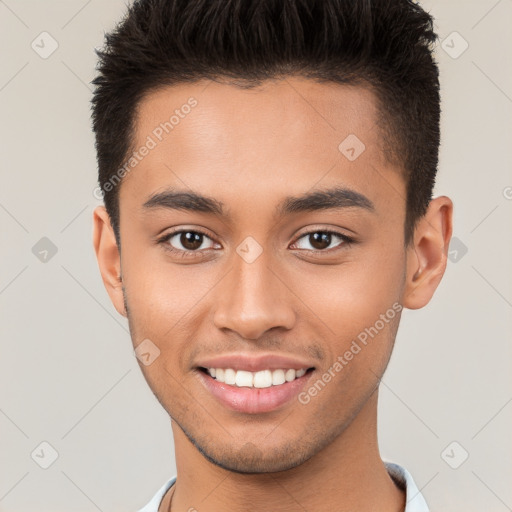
[206, 367, 309, 387]
[224, 368, 236, 385]
[254, 369, 272, 388]
[285, 369, 296, 382]
[272, 369, 286, 385]
[235, 370, 253, 387]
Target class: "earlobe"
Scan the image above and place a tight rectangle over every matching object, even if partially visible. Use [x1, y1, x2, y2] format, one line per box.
[402, 196, 454, 310]
[92, 206, 127, 317]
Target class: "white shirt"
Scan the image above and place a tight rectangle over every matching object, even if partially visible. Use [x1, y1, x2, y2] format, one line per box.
[137, 461, 429, 512]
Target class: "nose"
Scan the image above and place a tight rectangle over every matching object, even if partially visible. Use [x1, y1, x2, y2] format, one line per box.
[213, 248, 296, 340]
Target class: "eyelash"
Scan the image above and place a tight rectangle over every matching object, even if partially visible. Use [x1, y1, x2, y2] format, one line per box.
[157, 228, 356, 258]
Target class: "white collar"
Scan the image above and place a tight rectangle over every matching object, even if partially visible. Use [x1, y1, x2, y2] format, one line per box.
[138, 461, 429, 512]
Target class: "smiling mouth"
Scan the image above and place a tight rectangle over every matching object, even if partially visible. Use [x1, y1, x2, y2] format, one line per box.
[198, 367, 315, 388]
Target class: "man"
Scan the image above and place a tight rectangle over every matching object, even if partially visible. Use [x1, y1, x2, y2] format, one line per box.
[91, 0, 452, 510]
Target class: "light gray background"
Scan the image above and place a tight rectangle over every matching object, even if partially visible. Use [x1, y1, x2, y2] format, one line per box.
[0, 1, 511, 510]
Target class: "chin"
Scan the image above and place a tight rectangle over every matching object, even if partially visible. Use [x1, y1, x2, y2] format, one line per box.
[191, 437, 314, 474]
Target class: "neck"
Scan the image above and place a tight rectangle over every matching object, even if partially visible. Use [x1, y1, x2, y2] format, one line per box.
[164, 389, 405, 512]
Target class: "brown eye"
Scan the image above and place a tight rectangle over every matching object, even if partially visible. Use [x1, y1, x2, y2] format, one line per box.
[163, 230, 216, 252]
[178, 231, 203, 250]
[308, 232, 332, 250]
[293, 230, 354, 252]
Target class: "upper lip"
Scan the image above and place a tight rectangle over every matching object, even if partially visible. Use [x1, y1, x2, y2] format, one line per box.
[195, 353, 316, 372]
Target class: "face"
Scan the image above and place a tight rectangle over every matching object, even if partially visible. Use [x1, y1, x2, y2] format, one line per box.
[94, 77, 436, 473]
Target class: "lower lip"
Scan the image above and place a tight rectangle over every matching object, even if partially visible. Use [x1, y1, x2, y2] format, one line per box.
[196, 369, 314, 414]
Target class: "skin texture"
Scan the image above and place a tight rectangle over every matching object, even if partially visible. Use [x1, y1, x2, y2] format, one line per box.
[93, 77, 453, 512]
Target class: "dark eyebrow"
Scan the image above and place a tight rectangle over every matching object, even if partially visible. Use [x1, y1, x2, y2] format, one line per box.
[276, 187, 375, 216]
[143, 190, 225, 215]
[142, 186, 375, 218]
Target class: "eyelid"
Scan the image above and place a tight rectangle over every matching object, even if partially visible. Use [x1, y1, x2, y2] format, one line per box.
[156, 227, 219, 256]
[291, 228, 356, 251]
[157, 226, 356, 257]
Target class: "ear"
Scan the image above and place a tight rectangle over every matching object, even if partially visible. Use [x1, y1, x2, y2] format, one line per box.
[402, 196, 454, 310]
[92, 206, 127, 317]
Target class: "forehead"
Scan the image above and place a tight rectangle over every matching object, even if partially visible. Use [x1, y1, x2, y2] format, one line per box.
[121, 77, 403, 215]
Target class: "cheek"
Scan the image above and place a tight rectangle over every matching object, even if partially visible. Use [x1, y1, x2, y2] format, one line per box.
[121, 247, 217, 346]
[302, 245, 405, 360]
[301, 283, 402, 416]
[319, 265, 402, 313]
